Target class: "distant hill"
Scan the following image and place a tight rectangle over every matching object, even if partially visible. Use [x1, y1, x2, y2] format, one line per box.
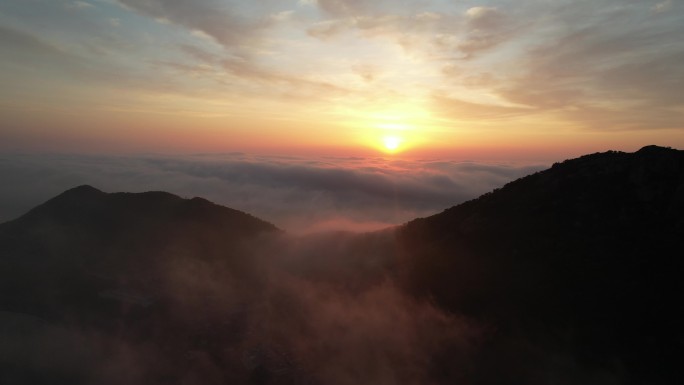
[0, 185, 278, 321]
[0, 186, 284, 384]
[1, 146, 682, 385]
[397, 145, 684, 384]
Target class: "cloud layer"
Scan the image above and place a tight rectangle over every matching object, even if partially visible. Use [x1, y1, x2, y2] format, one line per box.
[0, 153, 544, 232]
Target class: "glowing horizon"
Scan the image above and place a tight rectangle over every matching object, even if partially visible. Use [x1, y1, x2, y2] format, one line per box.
[0, 0, 682, 160]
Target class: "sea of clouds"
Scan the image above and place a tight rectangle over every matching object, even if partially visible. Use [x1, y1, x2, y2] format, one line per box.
[0, 153, 545, 233]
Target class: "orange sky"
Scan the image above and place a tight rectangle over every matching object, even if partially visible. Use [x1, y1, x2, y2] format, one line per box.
[1, 0, 683, 160]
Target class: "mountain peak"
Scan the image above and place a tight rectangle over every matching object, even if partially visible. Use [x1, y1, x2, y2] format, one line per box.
[636, 144, 675, 154]
[7, 185, 278, 237]
[60, 184, 105, 197]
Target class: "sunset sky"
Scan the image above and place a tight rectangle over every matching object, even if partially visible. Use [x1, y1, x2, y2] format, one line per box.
[1, 0, 683, 230]
[1, 0, 682, 159]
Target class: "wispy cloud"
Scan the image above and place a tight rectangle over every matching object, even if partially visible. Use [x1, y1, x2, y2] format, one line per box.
[653, 0, 673, 13]
[115, 0, 261, 49]
[491, 2, 684, 130]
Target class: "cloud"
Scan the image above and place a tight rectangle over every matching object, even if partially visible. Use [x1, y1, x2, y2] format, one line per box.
[0, 25, 74, 63]
[0, 153, 545, 233]
[427, 0, 684, 131]
[109, 0, 684, 133]
[305, 14, 412, 41]
[315, 0, 375, 17]
[169, 41, 351, 103]
[653, 0, 672, 13]
[67, 1, 95, 10]
[306, 19, 351, 39]
[302, 3, 516, 64]
[351, 63, 377, 82]
[454, 6, 524, 59]
[304, 2, 458, 44]
[116, 0, 260, 50]
[0, 22, 211, 103]
[3, 0, 681, 144]
[432, 94, 534, 121]
[465, 6, 504, 31]
[492, 3, 684, 130]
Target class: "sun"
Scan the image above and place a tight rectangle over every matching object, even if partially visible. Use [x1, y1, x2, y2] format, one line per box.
[382, 135, 402, 152]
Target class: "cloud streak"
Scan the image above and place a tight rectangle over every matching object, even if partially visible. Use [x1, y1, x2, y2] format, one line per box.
[115, 0, 261, 49]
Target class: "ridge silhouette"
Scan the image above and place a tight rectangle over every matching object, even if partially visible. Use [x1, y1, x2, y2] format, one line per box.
[397, 145, 684, 383]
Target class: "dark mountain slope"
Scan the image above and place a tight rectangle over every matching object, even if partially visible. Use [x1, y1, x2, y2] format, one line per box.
[3, 184, 277, 243]
[0, 185, 278, 319]
[0, 187, 288, 385]
[397, 145, 684, 383]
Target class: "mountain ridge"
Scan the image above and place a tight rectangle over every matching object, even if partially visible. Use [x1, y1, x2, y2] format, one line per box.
[6, 184, 278, 231]
[396, 145, 684, 384]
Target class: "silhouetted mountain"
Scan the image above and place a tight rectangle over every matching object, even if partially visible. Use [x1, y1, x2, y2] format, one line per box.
[1, 146, 682, 385]
[397, 145, 684, 384]
[0, 187, 290, 384]
[1, 189, 275, 329]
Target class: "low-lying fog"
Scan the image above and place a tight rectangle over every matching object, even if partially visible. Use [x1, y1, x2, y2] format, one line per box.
[0, 153, 544, 233]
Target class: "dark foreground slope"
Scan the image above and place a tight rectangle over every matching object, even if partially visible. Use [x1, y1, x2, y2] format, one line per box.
[397, 145, 684, 383]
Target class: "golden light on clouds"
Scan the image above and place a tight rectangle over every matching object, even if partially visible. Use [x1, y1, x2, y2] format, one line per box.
[0, 0, 682, 157]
